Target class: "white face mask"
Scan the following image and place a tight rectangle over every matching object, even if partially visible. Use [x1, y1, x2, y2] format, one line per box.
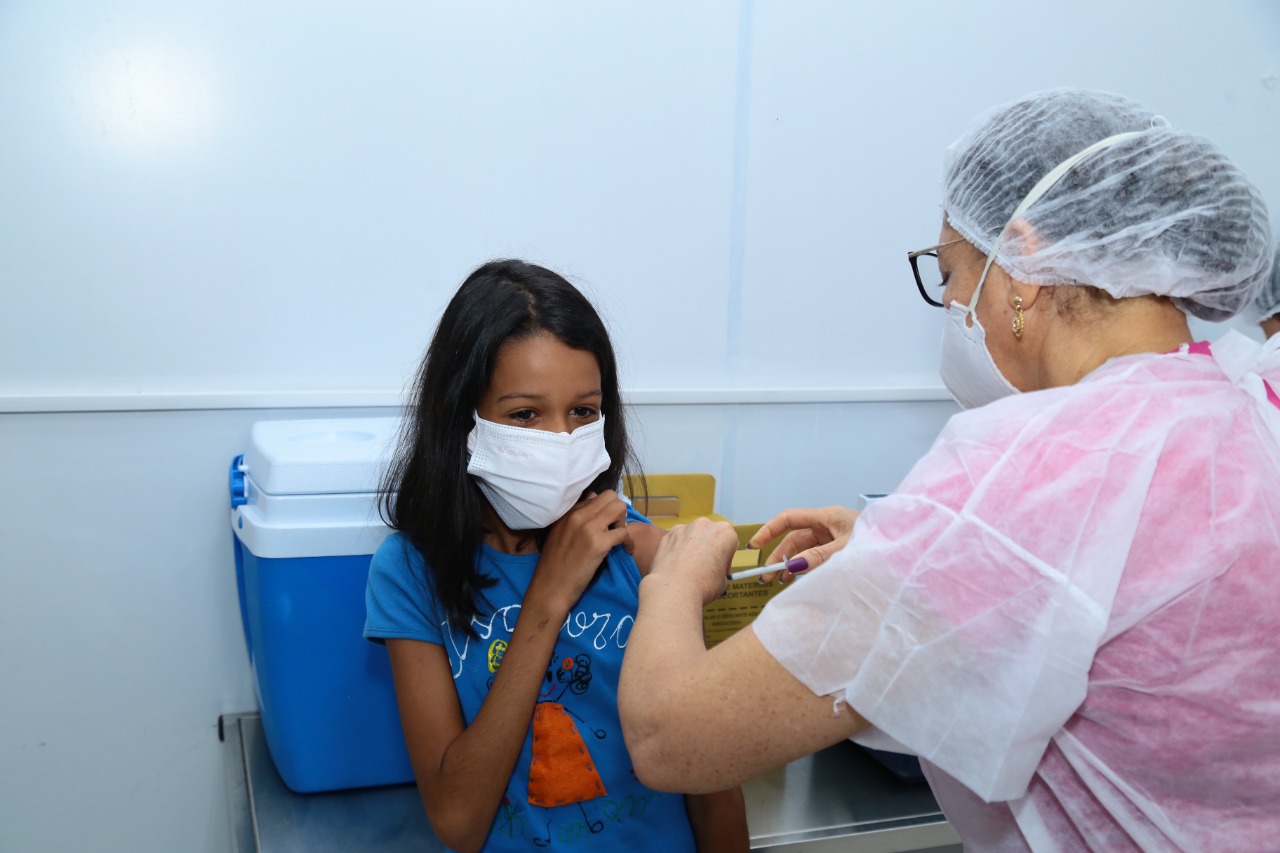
[466, 414, 611, 530]
[939, 281, 1020, 410]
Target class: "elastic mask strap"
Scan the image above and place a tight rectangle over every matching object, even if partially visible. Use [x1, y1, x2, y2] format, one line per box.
[966, 127, 1155, 320]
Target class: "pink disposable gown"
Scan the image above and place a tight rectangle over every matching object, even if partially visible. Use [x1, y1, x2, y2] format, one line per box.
[753, 333, 1280, 852]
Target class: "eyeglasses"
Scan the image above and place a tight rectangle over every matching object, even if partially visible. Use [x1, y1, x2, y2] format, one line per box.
[907, 238, 964, 307]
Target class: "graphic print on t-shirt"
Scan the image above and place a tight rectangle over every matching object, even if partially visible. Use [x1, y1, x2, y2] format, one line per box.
[442, 590, 659, 846]
[529, 652, 606, 807]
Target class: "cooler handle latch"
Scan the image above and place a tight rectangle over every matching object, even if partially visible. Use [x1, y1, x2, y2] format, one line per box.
[229, 455, 248, 508]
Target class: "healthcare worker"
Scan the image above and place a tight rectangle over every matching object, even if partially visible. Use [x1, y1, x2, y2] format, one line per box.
[1253, 243, 1280, 339]
[618, 89, 1280, 852]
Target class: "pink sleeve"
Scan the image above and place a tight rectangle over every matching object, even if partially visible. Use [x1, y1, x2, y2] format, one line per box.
[753, 388, 1157, 802]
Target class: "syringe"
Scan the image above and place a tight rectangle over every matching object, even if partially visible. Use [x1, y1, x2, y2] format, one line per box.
[728, 555, 809, 582]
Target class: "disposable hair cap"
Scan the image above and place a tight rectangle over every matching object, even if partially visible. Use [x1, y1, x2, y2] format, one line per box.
[942, 88, 1273, 321]
[1251, 243, 1280, 323]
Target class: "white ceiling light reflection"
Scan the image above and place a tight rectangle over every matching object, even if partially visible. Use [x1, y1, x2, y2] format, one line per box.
[75, 42, 221, 160]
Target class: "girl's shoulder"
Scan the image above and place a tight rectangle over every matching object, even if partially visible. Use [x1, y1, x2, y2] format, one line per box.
[626, 518, 665, 577]
[365, 532, 445, 644]
[371, 531, 425, 580]
[620, 502, 666, 576]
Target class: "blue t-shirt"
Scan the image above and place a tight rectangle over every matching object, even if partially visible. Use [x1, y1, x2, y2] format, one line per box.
[364, 509, 695, 853]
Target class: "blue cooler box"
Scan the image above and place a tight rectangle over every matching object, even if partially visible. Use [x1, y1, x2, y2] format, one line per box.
[230, 417, 414, 793]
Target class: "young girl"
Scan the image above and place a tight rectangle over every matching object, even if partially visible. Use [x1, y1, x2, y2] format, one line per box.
[364, 259, 748, 852]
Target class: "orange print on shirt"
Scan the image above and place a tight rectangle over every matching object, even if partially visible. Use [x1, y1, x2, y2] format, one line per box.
[527, 702, 606, 807]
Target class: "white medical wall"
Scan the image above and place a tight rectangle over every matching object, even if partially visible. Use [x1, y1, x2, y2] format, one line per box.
[0, 2, 1276, 850]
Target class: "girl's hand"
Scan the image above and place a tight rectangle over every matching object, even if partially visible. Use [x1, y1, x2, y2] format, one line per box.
[747, 506, 859, 577]
[648, 517, 739, 606]
[532, 491, 633, 612]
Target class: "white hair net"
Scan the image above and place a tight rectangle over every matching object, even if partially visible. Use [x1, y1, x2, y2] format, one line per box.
[943, 89, 1272, 321]
[1252, 242, 1280, 322]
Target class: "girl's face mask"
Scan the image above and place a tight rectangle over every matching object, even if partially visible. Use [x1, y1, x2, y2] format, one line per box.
[465, 414, 611, 530]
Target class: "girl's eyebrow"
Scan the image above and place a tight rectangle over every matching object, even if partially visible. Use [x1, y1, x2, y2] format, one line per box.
[494, 389, 603, 403]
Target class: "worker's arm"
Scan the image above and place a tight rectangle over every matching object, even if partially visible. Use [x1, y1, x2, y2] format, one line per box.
[620, 518, 869, 793]
[633, 517, 755, 847]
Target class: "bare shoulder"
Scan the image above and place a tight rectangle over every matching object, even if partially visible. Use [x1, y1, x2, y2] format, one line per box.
[385, 639, 461, 722]
[628, 521, 666, 576]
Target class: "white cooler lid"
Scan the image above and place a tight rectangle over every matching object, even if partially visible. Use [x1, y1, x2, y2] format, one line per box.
[242, 417, 403, 496]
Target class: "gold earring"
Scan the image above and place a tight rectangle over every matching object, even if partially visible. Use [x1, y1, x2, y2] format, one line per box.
[1012, 296, 1024, 339]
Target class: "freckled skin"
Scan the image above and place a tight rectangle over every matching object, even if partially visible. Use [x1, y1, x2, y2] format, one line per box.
[620, 518, 869, 793]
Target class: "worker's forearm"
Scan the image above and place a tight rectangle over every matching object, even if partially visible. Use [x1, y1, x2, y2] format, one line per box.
[619, 574, 711, 762]
[623, 574, 871, 794]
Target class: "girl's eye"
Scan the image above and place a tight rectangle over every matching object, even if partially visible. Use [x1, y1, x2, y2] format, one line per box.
[510, 409, 536, 423]
[570, 406, 598, 419]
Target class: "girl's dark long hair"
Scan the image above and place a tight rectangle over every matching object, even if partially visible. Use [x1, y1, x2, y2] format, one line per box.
[380, 259, 641, 635]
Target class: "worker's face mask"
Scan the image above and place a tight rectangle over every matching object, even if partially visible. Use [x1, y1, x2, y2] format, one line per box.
[466, 414, 611, 530]
[939, 271, 1020, 409]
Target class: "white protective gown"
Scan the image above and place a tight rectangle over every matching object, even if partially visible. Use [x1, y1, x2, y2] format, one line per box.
[753, 332, 1280, 852]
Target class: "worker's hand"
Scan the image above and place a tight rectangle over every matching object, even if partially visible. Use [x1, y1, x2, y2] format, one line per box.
[748, 506, 859, 580]
[648, 517, 738, 606]
[532, 491, 633, 613]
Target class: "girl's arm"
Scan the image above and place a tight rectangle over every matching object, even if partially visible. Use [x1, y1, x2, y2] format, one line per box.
[685, 788, 750, 852]
[386, 594, 570, 853]
[388, 492, 634, 853]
